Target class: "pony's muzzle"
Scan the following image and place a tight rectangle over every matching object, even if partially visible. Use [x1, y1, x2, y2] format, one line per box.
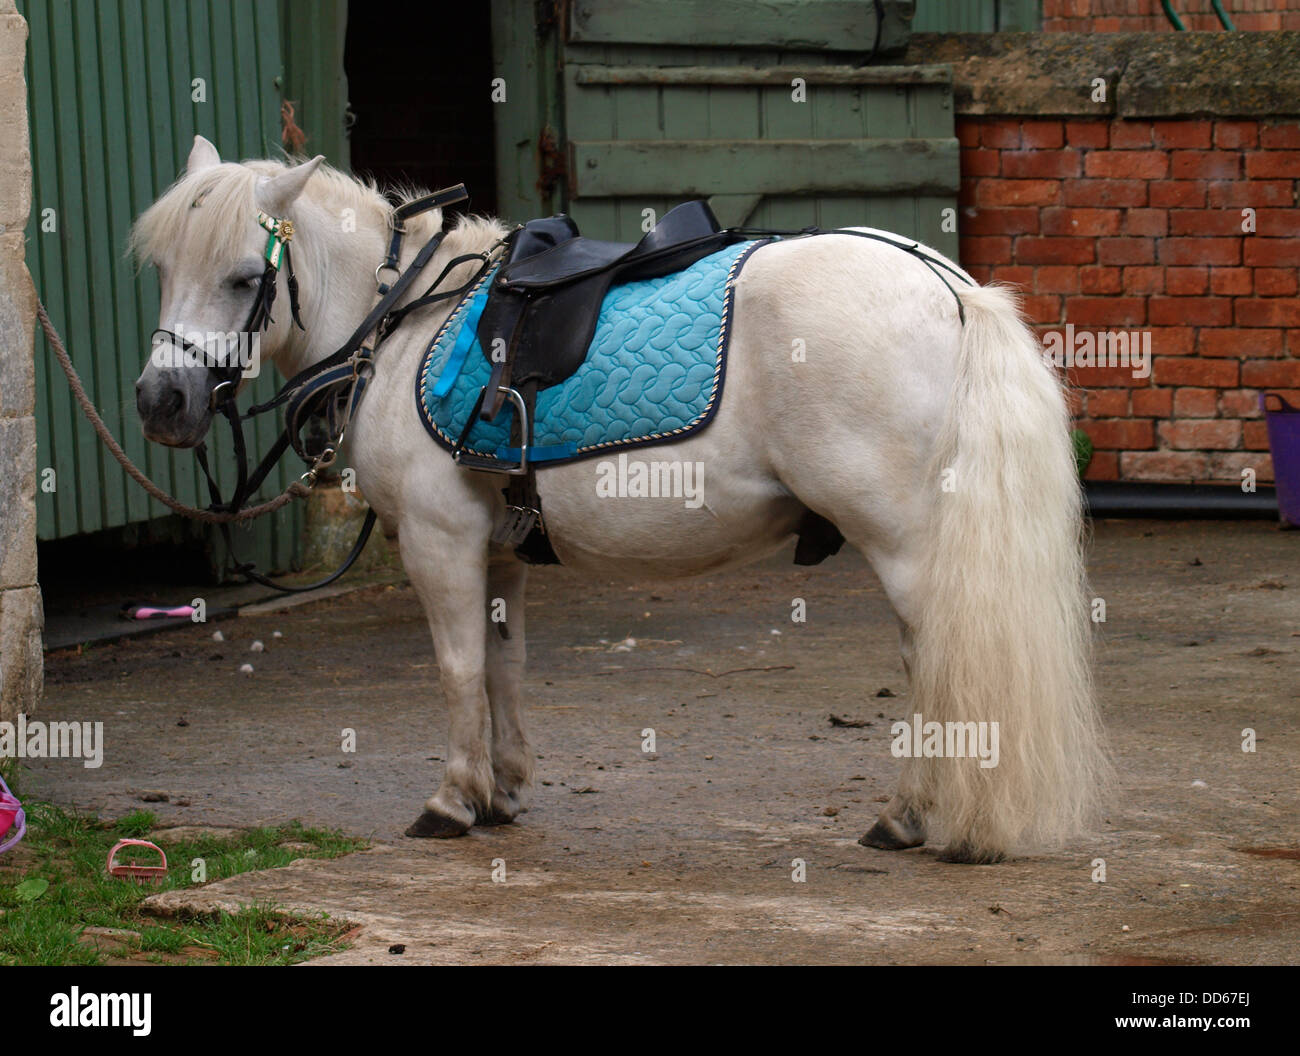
[136, 375, 207, 447]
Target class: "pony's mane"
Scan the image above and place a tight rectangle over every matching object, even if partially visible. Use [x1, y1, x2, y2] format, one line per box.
[129, 157, 500, 273]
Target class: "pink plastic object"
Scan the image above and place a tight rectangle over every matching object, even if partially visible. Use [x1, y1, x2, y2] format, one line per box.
[124, 604, 195, 620]
[0, 775, 24, 854]
[106, 838, 168, 884]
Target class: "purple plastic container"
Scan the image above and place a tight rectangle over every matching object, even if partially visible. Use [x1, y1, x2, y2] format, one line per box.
[1262, 393, 1300, 528]
[0, 774, 24, 855]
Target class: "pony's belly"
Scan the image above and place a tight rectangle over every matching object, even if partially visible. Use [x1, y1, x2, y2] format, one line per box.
[539, 474, 803, 580]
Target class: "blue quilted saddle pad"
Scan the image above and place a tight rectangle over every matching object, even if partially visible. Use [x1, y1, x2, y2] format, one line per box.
[416, 239, 763, 467]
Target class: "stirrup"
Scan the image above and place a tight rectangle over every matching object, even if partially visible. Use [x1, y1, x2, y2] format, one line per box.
[492, 503, 541, 547]
[452, 385, 531, 476]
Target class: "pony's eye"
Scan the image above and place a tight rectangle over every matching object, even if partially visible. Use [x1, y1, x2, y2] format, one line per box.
[230, 275, 260, 291]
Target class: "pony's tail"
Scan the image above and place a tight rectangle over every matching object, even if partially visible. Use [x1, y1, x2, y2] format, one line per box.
[909, 283, 1109, 860]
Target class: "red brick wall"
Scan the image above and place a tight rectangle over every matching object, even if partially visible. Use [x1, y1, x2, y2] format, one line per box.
[1043, 0, 1300, 32]
[958, 116, 1300, 483]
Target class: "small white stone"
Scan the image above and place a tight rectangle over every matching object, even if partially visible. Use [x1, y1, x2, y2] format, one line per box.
[272, 630, 283, 638]
[770, 629, 782, 635]
[239, 663, 254, 675]
[250, 640, 265, 652]
[212, 630, 224, 642]
[1191, 779, 1208, 788]
[1121, 924, 1130, 932]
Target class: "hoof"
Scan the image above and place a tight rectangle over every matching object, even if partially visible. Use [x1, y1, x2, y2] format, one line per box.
[475, 806, 517, 827]
[405, 810, 472, 839]
[477, 788, 524, 826]
[858, 819, 926, 851]
[937, 842, 1006, 865]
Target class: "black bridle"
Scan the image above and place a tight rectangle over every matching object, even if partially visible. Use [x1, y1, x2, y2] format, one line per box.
[153, 182, 496, 592]
[151, 210, 304, 411]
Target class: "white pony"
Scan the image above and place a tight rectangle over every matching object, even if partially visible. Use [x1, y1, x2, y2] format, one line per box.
[132, 138, 1107, 863]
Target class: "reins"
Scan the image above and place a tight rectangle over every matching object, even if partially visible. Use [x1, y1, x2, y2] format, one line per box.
[37, 181, 493, 592]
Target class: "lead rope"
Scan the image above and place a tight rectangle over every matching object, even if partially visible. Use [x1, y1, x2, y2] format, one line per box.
[36, 300, 313, 523]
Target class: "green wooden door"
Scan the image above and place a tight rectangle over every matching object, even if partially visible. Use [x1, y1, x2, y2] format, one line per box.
[279, 0, 350, 167]
[19, 0, 304, 573]
[911, 0, 1041, 32]
[492, 0, 959, 258]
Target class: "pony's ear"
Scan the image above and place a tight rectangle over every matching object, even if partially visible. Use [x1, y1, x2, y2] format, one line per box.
[257, 155, 325, 216]
[187, 135, 221, 174]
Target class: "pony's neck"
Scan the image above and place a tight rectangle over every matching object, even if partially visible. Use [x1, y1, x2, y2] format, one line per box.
[272, 180, 508, 381]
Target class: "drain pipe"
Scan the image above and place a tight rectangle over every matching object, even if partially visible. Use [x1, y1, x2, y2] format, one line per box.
[1085, 482, 1280, 520]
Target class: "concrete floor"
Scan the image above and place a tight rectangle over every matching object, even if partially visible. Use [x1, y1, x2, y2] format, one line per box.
[27, 519, 1300, 965]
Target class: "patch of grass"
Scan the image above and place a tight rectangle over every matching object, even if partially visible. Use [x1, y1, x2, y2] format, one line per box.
[0, 799, 367, 966]
[1072, 427, 1094, 477]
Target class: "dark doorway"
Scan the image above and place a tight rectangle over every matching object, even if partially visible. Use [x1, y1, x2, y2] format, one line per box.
[343, 3, 498, 218]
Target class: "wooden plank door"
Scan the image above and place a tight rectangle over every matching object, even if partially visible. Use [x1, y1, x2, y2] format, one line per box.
[491, 1, 958, 257]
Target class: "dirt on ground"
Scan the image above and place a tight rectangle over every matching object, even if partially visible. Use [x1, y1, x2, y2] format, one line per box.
[23, 519, 1300, 965]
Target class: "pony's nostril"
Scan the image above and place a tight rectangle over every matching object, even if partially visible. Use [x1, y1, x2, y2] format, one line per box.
[161, 386, 185, 419]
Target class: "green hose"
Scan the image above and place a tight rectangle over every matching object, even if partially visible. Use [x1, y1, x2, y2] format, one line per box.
[1163, 0, 1238, 31]
[1210, 0, 1237, 31]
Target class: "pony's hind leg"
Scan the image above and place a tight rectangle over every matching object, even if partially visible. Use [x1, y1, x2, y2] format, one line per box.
[479, 556, 534, 825]
[401, 526, 496, 839]
[859, 793, 928, 850]
[853, 543, 1009, 864]
[853, 554, 932, 853]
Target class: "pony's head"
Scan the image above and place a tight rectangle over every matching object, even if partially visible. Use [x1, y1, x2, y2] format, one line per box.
[130, 136, 324, 447]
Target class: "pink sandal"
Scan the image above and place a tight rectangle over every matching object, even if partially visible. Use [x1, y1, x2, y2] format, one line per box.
[106, 839, 168, 884]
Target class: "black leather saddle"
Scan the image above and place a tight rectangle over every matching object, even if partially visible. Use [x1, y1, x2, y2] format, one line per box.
[475, 200, 740, 400]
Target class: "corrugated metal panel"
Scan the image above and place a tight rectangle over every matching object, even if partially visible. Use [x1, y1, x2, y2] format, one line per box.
[20, 0, 301, 572]
[912, 0, 1041, 33]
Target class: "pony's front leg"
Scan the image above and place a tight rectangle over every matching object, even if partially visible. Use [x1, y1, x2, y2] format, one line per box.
[479, 555, 534, 825]
[403, 529, 496, 839]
